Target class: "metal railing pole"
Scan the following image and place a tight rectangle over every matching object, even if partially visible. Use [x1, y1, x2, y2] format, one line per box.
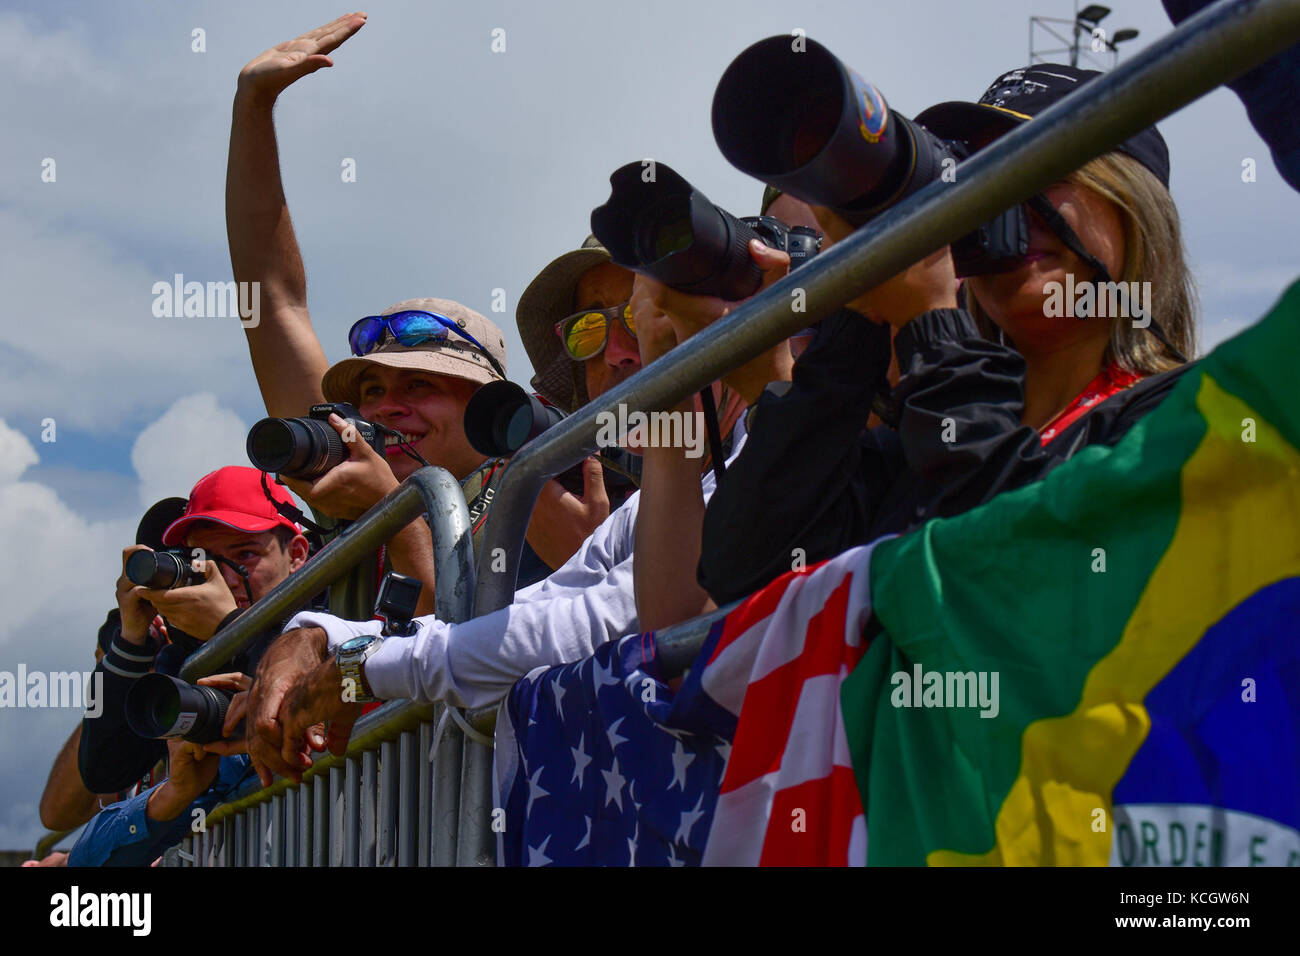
[378, 740, 397, 866]
[470, 0, 1300, 617]
[430, 706, 463, 866]
[280, 789, 290, 866]
[361, 750, 378, 866]
[417, 720, 433, 864]
[258, 801, 269, 866]
[397, 730, 419, 866]
[455, 735, 497, 867]
[330, 765, 344, 866]
[297, 781, 310, 866]
[32, 830, 71, 860]
[313, 774, 328, 866]
[344, 757, 360, 866]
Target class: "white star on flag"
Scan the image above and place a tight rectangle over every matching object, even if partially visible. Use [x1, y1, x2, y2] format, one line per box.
[576, 816, 592, 851]
[570, 733, 592, 787]
[528, 834, 553, 867]
[602, 757, 627, 811]
[591, 652, 620, 689]
[675, 793, 706, 844]
[526, 766, 549, 816]
[668, 739, 694, 791]
[552, 680, 566, 717]
[605, 716, 629, 752]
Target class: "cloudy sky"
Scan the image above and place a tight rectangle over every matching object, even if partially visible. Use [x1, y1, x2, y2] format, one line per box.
[1, 0, 1296, 852]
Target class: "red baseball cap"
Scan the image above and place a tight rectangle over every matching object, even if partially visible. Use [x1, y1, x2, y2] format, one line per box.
[162, 466, 303, 546]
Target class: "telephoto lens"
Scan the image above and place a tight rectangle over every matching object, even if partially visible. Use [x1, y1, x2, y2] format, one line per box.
[712, 35, 957, 225]
[591, 161, 767, 300]
[125, 672, 235, 744]
[125, 548, 205, 590]
[247, 402, 385, 480]
[464, 381, 565, 457]
[246, 415, 347, 481]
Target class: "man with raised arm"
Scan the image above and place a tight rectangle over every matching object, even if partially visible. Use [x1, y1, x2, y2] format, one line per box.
[226, 13, 597, 625]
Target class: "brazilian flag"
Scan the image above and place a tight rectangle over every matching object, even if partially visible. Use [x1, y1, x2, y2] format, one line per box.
[844, 279, 1300, 866]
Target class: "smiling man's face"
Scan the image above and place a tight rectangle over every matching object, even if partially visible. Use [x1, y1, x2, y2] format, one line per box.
[356, 366, 485, 480]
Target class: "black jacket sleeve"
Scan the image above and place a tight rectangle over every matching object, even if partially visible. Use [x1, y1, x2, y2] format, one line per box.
[698, 308, 895, 605]
[79, 630, 166, 794]
[886, 308, 1045, 524]
[891, 311, 1197, 528]
[699, 305, 1193, 606]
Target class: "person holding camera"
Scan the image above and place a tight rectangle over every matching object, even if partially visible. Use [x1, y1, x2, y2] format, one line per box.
[624, 191, 832, 631]
[78, 467, 309, 795]
[514, 237, 641, 570]
[67, 686, 258, 867]
[227, 13, 604, 622]
[699, 63, 1197, 605]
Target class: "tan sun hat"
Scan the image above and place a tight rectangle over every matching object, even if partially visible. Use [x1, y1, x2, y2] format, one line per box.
[322, 297, 507, 407]
[515, 236, 611, 413]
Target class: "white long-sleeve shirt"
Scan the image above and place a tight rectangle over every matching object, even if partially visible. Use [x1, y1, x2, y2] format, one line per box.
[286, 425, 745, 711]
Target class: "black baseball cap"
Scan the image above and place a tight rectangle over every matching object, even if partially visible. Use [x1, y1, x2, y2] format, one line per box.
[916, 64, 1170, 188]
[136, 496, 188, 550]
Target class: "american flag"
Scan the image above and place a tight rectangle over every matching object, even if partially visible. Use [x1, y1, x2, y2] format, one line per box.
[495, 543, 882, 866]
[495, 630, 734, 866]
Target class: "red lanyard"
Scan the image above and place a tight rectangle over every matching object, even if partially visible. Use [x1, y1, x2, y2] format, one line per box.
[1040, 363, 1141, 446]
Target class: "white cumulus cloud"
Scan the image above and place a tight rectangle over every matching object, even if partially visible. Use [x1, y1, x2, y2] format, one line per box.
[0, 393, 251, 851]
[131, 392, 250, 509]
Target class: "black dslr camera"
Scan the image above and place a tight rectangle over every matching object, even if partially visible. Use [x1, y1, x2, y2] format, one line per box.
[246, 402, 386, 481]
[125, 673, 242, 744]
[125, 548, 205, 590]
[711, 35, 1028, 275]
[463, 381, 641, 499]
[591, 161, 822, 301]
[745, 215, 822, 270]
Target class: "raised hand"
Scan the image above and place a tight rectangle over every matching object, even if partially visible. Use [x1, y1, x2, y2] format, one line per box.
[236, 12, 368, 105]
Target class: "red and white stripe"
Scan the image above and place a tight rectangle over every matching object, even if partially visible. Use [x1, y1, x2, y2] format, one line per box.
[701, 544, 880, 866]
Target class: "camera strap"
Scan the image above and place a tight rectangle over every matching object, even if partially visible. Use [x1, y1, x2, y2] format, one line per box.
[1025, 193, 1187, 364]
[259, 470, 327, 544]
[210, 554, 253, 608]
[699, 387, 727, 485]
[462, 458, 505, 539]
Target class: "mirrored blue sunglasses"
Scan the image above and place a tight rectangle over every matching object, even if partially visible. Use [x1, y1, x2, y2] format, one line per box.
[348, 310, 506, 380]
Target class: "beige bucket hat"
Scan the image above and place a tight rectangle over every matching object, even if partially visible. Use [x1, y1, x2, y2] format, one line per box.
[322, 297, 507, 406]
[515, 236, 612, 413]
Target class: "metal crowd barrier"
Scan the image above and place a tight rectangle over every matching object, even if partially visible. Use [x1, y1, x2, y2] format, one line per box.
[31, 828, 73, 861]
[96, 0, 1300, 867]
[162, 466, 498, 867]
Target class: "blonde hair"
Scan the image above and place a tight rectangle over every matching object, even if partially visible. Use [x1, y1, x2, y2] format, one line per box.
[969, 152, 1198, 374]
